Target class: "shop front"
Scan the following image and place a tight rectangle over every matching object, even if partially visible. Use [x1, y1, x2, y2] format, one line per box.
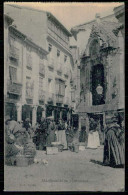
[5, 102, 17, 121]
[22, 104, 32, 123]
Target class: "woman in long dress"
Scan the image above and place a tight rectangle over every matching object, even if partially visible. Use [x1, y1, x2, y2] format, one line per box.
[103, 115, 124, 167]
[56, 119, 67, 149]
[87, 118, 100, 149]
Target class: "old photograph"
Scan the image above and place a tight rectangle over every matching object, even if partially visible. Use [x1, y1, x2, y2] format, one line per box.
[4, 2, 125, 191]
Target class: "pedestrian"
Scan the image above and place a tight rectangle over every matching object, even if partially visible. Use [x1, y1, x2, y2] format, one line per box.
[87, 118, 98, 149]
[46, 117, 56, 147]
[71, 127, 79, 153]
[79, 126, 86, 142]
[103, 113, 124, 168]
[57, 119, 67, 149]
[66, 122, 74, 149]
[38, 117, 47, 150]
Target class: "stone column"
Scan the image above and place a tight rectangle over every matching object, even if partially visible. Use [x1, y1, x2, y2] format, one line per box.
[32, 106, 37, 126]
[60, 110, 62, 120]
[42, 106, 46, 118]
[85, 113, 89, 134]
[16, 103, 22, 122]
[78, 116, 82, 131]
[52, 109, 55, 120]
[103, 112, 106, 142]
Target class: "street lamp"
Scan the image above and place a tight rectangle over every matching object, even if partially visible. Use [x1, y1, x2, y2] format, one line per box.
[96, 84, 103, 95]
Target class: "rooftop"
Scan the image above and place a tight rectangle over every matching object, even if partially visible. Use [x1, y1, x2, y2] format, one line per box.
[5, 4, 71, 36]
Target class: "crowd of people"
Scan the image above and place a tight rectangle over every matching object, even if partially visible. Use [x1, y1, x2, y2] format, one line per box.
[4, 112, 125, 168]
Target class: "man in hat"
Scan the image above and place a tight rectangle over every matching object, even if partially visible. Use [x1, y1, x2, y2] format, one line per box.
[103, 113, 124, 168]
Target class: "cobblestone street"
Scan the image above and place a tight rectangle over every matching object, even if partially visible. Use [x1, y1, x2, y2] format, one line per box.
[4, 146, 124, 192]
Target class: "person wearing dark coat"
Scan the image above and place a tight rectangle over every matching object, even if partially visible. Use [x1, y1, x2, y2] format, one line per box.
[46, 119, 56, 147]
[103, 114, 124, 168]
[38, 117, 47, 150]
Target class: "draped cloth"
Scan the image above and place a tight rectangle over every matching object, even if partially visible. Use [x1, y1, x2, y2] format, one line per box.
[87, 130, 100, 149]
[87, 132, 98, 149]
[56, 130, 67, 149]
[103, 124, 124, 167]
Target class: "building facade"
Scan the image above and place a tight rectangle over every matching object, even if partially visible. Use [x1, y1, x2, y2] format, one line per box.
[71, 10, 124, 135]
[4, 4, 75, 125]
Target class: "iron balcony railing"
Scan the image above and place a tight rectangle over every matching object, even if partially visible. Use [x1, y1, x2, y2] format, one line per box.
[7, 80, 22, 95]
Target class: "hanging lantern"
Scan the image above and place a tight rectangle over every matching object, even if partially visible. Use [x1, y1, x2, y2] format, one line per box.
[96, 84, 103, 95]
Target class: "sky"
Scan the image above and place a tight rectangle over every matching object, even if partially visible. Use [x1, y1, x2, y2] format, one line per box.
[5, 2, 124, 31]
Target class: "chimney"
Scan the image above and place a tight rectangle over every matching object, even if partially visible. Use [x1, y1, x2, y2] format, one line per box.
[95, 13, 101, 23]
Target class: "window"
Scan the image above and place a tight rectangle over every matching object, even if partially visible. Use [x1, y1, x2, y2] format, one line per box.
[26, 77, 34, 98]
[57, 49, 60, 57]
[26, 52, 32, 69]
[48, 79, 52, 93]
[48, 44, 52, 52]
[9, 66, 17, 82]
[64, 55, 67, 62]
[9, 35, 15, 47]
[56, 80, 65, 96]
[39, 77, 43, 89]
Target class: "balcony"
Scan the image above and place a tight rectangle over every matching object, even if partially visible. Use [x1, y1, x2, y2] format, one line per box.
[9, 46, 19, 60]
[39, 90, 45, 102]
[56, 94, 64, 104]
[48, 92, 55, 103]
[7, 80, 22, 95]
[39, 63, 45, 76]
[48, 58, 54, 70]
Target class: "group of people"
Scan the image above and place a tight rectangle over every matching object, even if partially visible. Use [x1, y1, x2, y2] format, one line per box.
[5, 116, 36, 166]
[5, 112, 125, 168]
[33, 117, 78, 151]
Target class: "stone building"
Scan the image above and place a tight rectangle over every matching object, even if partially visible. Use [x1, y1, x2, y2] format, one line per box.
[4, 4, 75, 125]
[4, 14, 48, 126]
[71, 8, 124, 135]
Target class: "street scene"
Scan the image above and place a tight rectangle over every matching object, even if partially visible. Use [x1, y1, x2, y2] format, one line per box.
[4, 2, 125, 192]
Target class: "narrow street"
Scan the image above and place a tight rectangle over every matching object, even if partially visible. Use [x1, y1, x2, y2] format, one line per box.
[4, 146, 124, 192]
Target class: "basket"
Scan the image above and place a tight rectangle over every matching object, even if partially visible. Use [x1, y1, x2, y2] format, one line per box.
[16, 155, 28, 167]
[58, 144, 64, 152]
[74, 144, 79, 153]
[46, 147, 58, 155]
[79, 146, 85, 151]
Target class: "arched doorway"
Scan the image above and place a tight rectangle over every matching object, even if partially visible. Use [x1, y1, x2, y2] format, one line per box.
[91, 64, 105, 105]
